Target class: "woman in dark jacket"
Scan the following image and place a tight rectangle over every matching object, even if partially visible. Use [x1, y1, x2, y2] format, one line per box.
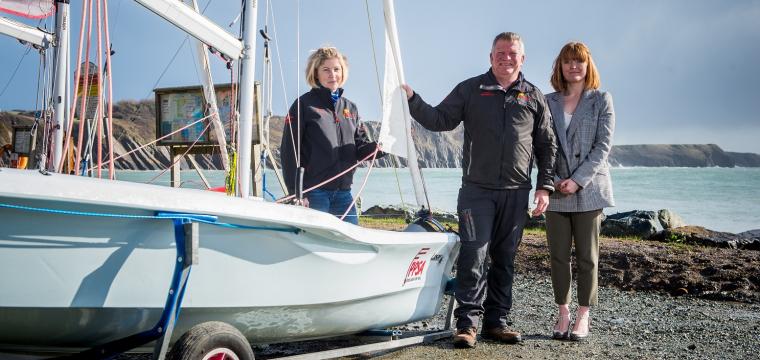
[280, 46, 380, 224]
[545, 42, 615, 341]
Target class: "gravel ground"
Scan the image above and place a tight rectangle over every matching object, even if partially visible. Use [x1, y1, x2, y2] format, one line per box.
[360, 272, 760, 360]
[252, 271, 760, 360]
[116, 231, 760, 360]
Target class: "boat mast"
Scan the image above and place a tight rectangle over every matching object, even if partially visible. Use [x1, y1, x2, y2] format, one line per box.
[236, 0, 257, 198]
[382, 0, 429, 208]
[52, 0, 71, 172]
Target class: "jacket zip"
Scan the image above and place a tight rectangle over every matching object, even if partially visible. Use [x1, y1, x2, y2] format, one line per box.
[467, 140, 473, 175]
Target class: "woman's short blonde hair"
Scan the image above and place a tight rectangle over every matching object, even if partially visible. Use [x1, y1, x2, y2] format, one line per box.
[550, 42, 600, 92]
[305, 47, 349, 88]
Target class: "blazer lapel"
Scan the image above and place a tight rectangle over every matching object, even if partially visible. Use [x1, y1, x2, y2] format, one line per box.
[548, 93, 571, 166]
[565, 90, 594, 144]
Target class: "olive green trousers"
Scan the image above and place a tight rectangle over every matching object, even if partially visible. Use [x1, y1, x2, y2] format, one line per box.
[545, 209, 603, 306]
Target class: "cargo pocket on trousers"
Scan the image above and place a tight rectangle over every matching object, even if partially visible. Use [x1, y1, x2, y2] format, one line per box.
[459, 208, 476, 242]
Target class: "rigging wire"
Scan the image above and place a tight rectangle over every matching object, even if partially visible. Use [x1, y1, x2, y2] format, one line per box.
[145, 36, 190, 99]
[145, 0, 215, 99]
[295, 0, 301, 170]
[266, 0, 291, 112]
[109, 0, 124, 43]
[103, 0, 117, 179]
[0, 47, 33, 100]
[147, 120, 213, 185]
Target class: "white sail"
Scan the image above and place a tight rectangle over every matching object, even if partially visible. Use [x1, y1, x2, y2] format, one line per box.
[380, 0, 428, 207]
[0, 0, 54, 19]
[378, 34, 407, 158]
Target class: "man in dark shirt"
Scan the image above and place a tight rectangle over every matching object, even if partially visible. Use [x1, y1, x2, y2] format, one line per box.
[403, 32, 556, 348]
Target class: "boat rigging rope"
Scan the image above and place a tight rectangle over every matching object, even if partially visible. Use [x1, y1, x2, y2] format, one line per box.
[85, 112, 215, 172]
[144, 0, 215, 100]
[0, 202, 299, 233]
[59, 0, 91, 173]
[340, 146, 378, 221]
[95, 0, 105, 179]
[0, 47, 32, 100]
[103, 0, 116, 179]
[35, 45, 50, 170]
[295, 0, 302, 170]
[147, 119, 213, 185]
[275, 146, 379, 204]
[265, 0, 291, 114]
[73, 0, 95, 175]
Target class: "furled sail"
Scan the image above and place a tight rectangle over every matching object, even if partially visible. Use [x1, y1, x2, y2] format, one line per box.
[0, 0, 55, 19]
[379, 0, 428, 207]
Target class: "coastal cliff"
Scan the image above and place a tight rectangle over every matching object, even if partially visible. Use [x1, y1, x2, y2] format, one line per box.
[2, 100, 758, 169]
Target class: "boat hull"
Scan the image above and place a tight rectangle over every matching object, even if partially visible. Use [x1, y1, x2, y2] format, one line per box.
[0, 169, 458, 351]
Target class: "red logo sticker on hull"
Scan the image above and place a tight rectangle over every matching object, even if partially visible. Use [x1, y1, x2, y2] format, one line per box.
[403, 247, 431, 285]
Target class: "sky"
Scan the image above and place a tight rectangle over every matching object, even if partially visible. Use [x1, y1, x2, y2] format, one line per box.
[1, 0, 759, 153]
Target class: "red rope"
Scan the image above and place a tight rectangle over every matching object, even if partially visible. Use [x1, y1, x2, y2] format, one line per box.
[95, 0, 104, 178]
[74, 0, 95, 174]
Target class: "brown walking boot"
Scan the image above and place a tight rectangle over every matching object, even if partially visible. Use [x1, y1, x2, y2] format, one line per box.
[481, 326, 522, 344]
[452, 327, 477, 348]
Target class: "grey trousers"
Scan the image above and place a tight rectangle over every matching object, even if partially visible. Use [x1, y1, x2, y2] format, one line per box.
[545, 209, 602, 306]
[454, 184, 529, 329]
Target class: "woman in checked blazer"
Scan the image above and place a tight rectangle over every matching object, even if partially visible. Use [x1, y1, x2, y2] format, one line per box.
[545, 42, 615, 341]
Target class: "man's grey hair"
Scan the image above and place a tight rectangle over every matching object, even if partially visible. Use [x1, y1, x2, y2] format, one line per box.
[492, 32, 525, 53]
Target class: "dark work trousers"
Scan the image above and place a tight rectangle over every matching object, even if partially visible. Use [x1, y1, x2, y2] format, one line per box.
[454, 183, 529, 330]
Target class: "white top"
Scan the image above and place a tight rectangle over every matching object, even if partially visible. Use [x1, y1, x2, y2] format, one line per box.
[561, 112, 573, 134]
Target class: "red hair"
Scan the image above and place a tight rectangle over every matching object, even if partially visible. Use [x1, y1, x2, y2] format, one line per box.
[550, 42, 600, 92]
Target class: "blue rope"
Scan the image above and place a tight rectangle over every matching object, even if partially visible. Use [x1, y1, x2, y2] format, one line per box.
[0, 202, 300, 234]
[262, 173, 277, 201]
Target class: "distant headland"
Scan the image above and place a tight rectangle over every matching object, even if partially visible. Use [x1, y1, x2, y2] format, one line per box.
[2, 100, 759, 170]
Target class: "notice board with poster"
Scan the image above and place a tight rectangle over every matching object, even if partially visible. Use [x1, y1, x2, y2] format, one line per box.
[154, 84, 239, 146]
[11, 126, 34, 155]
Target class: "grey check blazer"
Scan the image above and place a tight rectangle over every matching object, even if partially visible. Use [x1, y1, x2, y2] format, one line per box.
[546, 90, 615, 212]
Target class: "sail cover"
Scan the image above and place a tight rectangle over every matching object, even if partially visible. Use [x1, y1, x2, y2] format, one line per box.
[0, 0, 55, 19]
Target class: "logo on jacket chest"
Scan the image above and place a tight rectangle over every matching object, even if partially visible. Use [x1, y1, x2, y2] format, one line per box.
[515, 92, 530, 106]
[342, 108, 355, 121]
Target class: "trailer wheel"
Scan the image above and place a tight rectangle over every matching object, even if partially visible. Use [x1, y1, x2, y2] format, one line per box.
[169, 321, 254, 360]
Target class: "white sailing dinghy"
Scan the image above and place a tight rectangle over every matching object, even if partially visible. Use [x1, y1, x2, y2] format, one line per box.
[0, 0, 458, 358]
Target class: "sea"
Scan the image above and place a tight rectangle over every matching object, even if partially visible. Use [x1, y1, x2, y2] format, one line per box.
[115, 167, 760, 234]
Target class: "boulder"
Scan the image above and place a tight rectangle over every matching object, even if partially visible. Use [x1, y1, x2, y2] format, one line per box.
[361, 205, 458, 223]
[525, 212, 546, 229]
[650, 226, 760, 250]
[658, 209, 686, 229]
[602, 210, 663, 238]
[362, 205, 414, 219]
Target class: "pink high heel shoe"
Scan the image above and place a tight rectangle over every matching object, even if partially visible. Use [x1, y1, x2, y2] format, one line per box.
[570, 312, 591, 341]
